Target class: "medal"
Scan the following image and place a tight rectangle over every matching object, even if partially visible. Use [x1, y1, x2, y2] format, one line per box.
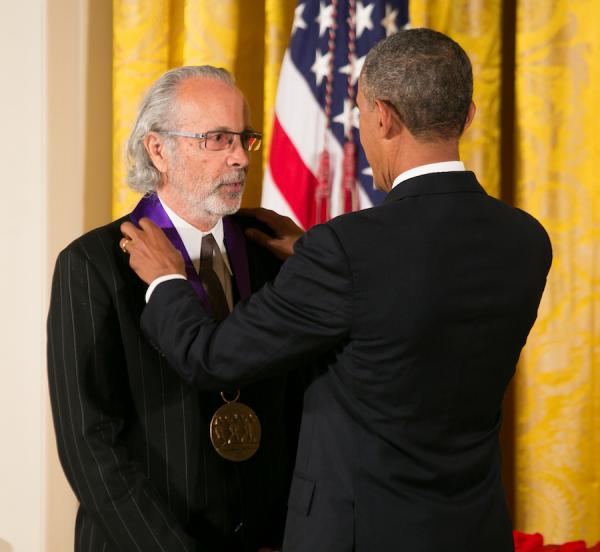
[132, 196, 261, 461]
[210, 390, 261, 461]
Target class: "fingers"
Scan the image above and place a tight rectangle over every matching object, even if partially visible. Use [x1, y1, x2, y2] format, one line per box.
[237, 207, 260, 217]
[119, 217, 186, 282]
[120, 217, 160, 240]
[120, 218, 165, 256]
[245, 228, 273, 249]
[245, 228, 295, 261]
[120, 220, 139, 240]
[138, 217, 161, 234]
[238, 207, 280, 226]
[236, 207, 304, 237]
[255, 209, 301, 236]
[253, 208, 281, 227]
[120, 221, 143, 255]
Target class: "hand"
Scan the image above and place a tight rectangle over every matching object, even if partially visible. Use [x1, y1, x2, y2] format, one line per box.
[240, 208, 305, 261]
[120, 218, 186, 284]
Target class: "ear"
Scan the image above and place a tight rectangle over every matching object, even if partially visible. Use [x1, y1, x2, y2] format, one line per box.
[463, 101, 476, 132]
[143, 131, 170, 174]
[373, 99, 399, 138]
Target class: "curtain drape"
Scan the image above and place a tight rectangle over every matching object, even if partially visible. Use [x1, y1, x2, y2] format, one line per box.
[512, 1, 600, 543]
[411, 0, 503, 199]
[112, 0, 600, 543]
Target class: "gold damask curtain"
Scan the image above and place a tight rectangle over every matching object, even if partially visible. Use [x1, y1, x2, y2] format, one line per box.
[512, 2, 599, 543]
[112, 0, 600, 544]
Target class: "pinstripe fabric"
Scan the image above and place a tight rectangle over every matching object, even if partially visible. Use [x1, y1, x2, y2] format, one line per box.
[48, 214, 291, 552]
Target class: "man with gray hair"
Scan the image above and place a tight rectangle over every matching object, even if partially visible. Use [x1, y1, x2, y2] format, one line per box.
[122, 29, 552, 551]
[48, 66, 294, 552]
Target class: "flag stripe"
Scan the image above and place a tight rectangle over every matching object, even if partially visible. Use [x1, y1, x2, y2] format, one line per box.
[265, 52, 346, 225]
[261, 166, 300, 224]
[269, 116, 320, 228]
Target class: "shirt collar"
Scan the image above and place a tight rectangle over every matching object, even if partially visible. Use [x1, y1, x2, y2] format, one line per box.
[157, 195, 232, 275]
[392, 161, 465, 189]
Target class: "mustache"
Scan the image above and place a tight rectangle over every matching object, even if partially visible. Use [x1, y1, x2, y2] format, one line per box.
[214, 170, 246, 188]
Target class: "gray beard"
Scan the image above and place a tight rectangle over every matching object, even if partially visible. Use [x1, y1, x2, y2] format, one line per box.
[173, 170, 246, 218]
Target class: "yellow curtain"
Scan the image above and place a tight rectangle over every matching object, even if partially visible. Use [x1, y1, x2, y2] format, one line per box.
[514, 0, 600, 544]
[112, 0, 295, 217]
[113, 0, 600, 543]
[411, 0, 503, 199]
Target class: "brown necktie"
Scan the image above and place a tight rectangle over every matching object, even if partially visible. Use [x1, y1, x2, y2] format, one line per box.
[199, 233, 230, 321]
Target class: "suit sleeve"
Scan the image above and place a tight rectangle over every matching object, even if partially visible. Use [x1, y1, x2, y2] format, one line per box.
[142, 223, 353, 388]
[47, 244, 195, 552]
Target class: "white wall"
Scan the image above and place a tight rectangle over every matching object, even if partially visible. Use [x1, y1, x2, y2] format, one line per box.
[0, 2, 50, 551]
[0, 1, 112, 550]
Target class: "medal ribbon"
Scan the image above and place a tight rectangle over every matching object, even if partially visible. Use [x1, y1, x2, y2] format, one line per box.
[130, 193, 252, 312]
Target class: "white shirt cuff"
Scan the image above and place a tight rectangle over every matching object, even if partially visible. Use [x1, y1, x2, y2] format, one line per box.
[145, 274, 187, 303]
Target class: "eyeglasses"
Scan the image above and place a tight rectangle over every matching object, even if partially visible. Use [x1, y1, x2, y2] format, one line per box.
[160, 129, 262, 152]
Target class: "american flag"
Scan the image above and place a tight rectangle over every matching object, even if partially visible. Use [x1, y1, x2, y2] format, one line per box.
[262, 0, 410, 229]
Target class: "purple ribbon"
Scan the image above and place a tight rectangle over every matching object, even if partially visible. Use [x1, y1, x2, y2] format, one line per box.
[130, 193, 251, 314]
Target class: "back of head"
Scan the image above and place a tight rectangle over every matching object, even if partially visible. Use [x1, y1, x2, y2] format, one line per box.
[361, 28, 473, 142]
[126, 65, 235, 194]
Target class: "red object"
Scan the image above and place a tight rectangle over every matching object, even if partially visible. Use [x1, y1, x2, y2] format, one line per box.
[342, 141, 357, 213]
[515, 531, 544, 551]
[560, 543, 589, 551]
[514, 532, 600, 551]
[316, 149, 331, 224]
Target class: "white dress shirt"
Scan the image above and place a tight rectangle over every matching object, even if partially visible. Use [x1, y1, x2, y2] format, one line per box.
[392, 161, 465, 189]
[145, 197, 233, 306]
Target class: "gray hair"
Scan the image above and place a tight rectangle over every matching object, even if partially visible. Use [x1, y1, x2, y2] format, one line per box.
[126, 65, 235, 194]
[360, 28, 473, 142]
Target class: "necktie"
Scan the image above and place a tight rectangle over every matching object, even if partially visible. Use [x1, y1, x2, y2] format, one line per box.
[200, 235, 260, 462]
[199, 233, 230, 321]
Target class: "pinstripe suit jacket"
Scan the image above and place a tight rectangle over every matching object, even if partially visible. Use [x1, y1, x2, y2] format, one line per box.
[47, 214, 292, 552]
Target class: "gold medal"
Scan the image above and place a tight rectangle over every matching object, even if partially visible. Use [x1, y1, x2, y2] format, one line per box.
[210, 390, 261, 461]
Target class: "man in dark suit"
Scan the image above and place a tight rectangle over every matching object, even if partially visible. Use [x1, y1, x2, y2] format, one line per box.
[121, 30, 552, 551]
[47, 66, 294, 552]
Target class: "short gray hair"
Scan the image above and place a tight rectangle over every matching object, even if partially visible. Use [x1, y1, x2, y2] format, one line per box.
[361, 28, 473, 142]
[126, 66, 235, 194]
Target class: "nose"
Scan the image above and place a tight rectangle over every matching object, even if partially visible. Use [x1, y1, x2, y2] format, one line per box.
[226, 137, 249, 169]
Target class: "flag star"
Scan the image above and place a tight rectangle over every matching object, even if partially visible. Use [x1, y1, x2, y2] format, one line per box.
[292, 3, 307, 34]
[362, 166, 373, 176]
[333, 99, 360, 137]
[338, 54, 366, 86]
[316, 1, 335, 37]
[352, 106, 360, 129]
[355, 2, 375, 38]
[381, 4, 399, 36]
[311, 49, 332, 86]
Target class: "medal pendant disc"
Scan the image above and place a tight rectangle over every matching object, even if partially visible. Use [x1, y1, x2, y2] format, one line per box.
[210, 401, 261, 461]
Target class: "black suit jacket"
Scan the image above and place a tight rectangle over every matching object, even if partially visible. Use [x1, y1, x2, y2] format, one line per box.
[142, 172, 552, 552]
[47, 214, 293, 552]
